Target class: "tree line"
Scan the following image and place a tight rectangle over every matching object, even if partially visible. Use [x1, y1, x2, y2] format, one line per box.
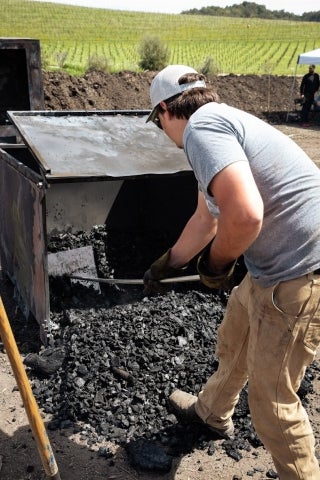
[181, 1, 320, 22]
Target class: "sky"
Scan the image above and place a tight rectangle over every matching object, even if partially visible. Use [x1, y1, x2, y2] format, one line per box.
[33, 0, 320, 16]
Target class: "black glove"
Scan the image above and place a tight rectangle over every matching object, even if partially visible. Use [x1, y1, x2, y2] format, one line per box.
[197, 245, 236, 290]
[143, 249, 188, 293]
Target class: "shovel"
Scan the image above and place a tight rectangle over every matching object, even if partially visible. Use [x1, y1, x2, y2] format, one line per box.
[0, 296, 61, 479]
[68, 273, 200, 285]
[47, 245, 200, 285]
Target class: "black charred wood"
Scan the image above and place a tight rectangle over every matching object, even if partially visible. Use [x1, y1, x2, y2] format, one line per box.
[22, 226, 317, 472]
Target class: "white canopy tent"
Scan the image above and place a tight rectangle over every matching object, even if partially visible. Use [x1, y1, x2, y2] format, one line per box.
[297, 48, 320, 65]
[287, 48, 320, 121]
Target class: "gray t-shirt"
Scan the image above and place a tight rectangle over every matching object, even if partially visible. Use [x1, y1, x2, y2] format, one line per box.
[183, 102, 320, 287]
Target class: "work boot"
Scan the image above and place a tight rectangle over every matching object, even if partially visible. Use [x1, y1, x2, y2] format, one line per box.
[169, 389, 234, 440]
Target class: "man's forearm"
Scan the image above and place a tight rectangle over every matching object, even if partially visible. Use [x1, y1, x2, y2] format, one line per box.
[170, 218, 217, 267]
[207, 218, 262, 274]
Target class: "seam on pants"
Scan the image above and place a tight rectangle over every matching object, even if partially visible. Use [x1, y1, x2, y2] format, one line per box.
[201, 286, 250, 423]
[272, 278, 319, 478]
[274, 329, 301, 478]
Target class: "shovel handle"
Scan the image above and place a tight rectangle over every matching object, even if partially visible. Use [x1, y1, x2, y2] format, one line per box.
[0, 296, 61, 479]
[68, 274, 200, 285]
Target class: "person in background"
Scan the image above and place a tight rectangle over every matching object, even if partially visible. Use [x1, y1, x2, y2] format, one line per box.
[300, 64, 319, 127]
[144, 64, 320, 480]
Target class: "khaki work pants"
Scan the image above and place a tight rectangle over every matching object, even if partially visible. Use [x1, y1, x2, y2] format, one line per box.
[195, 273, 320, 479]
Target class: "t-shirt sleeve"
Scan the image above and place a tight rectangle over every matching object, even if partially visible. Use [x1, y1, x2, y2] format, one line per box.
[184, 119, 248, 194]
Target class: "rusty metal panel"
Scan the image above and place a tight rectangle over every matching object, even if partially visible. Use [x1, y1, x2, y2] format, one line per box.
[0, 148, 49, 329]
[7, 111, 191, 179]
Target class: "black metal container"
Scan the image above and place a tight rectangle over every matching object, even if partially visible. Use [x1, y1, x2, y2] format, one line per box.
[0, 38, 44, 143]
[0, 110, 197, 335]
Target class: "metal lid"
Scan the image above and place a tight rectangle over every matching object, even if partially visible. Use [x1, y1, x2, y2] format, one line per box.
[8, 110, 191, 180]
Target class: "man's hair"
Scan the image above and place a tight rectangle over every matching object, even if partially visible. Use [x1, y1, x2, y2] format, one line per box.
[310, 64, 316, 69]
[158, 72, 220, 120]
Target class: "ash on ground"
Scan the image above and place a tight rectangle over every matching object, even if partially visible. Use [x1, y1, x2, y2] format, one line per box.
[24, 226, 318, 472]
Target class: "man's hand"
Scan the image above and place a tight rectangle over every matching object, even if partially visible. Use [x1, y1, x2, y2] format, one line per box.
[143, 249, 188, 293]
[197, 246, 236, 290]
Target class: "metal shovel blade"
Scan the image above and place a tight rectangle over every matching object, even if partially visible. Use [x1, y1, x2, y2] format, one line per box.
[48, 246, 100, 291]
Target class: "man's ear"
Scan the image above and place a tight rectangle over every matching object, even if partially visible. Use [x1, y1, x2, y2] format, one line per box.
[159, 101, 173, 120]
[159, 101, 167, 111]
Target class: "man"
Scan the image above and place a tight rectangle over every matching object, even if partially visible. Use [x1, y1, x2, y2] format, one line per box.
[300, 64, 319, 126]
[144, 65, 320, 479]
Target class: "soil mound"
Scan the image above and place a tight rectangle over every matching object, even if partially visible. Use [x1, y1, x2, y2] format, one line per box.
[42, 70, 299, 123]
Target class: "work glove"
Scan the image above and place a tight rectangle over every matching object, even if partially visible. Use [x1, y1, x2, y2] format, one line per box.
[197, 245, 237, 291]
[143, 249, 188, 293]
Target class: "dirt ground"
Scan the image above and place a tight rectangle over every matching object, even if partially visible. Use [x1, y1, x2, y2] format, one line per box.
[0, 71, 320, 480]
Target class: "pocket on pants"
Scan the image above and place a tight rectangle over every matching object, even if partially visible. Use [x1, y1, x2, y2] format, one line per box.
[303, 311, 320, 353]
[272, 277, 313, 317]
[273, 276, 320, 353]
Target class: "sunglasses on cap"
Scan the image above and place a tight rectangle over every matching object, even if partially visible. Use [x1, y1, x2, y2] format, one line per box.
[151, 107, 163, 130]
[153, 116, 163, 130]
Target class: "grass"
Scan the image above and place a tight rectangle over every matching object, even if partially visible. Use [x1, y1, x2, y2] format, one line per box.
[2, 0, 320, 75]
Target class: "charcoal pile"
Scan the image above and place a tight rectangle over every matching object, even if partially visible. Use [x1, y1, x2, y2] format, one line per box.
[23, 227, 318, 472]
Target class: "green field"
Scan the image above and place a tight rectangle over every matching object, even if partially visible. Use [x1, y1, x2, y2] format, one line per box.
[2, 0, 320, 75]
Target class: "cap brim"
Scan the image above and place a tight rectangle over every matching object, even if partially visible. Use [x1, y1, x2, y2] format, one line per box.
[146, 107, 158, 123]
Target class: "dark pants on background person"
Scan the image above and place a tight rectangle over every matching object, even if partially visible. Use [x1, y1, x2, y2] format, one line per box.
[301, 93, 314, 123]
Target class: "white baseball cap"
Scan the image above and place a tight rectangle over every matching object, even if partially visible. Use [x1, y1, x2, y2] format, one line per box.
[146, 65, 206, 122]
